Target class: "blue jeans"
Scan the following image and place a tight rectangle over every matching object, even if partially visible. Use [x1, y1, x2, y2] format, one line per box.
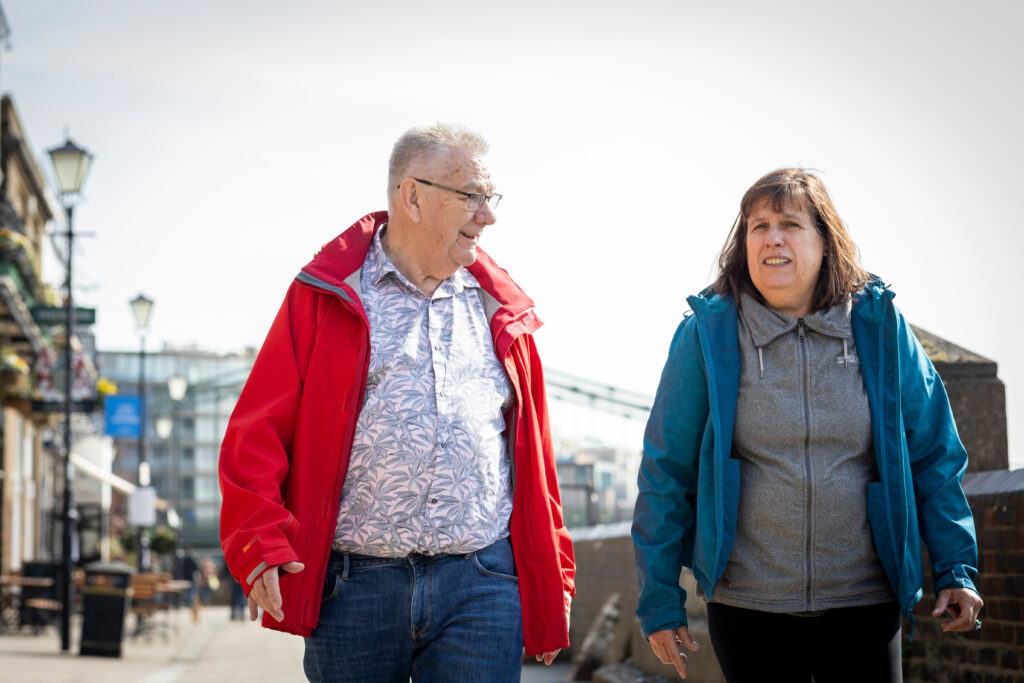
[303, 538, 523, 683]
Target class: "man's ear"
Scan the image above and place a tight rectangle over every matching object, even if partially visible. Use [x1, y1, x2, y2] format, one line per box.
[397, 178, 423, 223]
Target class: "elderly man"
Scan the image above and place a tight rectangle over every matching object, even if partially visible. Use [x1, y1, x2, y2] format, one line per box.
[219, 123, 574, 682]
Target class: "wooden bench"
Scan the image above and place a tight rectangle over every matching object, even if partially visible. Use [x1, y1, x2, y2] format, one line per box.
[130, 573, 170, 642]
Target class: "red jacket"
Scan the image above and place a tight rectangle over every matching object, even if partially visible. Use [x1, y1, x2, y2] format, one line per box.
[219, 212, 575, 654]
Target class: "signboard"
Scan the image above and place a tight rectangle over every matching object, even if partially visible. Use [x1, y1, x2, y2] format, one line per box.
[105, 395, 142, 438]
[129, 486, 157, 526]
[31, 306, 96, 326]
[32, 399, 97, 413]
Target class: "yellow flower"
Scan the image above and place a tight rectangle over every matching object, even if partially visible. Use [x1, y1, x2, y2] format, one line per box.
[96, 377, 118, 395]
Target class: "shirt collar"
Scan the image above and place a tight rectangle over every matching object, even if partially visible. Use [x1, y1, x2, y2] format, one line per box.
[367, 226, 481, 296]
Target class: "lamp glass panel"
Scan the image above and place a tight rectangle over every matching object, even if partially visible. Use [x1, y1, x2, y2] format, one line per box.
[48, 141, 93, 194]
[168, 376, 188, 401]
[155, 416, 173, 439]
[130, 294, 154, 329]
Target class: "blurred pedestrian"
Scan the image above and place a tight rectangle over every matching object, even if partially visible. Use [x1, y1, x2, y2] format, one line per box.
[633, 168, 983, 681]
[219, 123, 574, 682]
[230, 578, 246, 621]
[182, 546, 198, 607]
[199, 556, 219, 605]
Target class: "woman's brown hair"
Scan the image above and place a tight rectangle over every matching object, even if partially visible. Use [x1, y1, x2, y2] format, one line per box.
[713, 168, 869, 313]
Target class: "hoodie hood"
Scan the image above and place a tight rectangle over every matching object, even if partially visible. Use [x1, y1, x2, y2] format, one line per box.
[738, 292, 852, 347]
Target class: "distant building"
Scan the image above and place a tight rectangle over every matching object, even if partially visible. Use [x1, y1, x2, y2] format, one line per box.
[0, 94, 62, 573]
[556, 439, 640, 528]
[97, 345, 255, 551]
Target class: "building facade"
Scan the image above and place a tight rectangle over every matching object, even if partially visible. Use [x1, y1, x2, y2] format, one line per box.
[98, 346, 254, 552]
[0, 94, 60, 574]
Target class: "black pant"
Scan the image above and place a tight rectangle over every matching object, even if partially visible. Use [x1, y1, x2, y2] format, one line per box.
[706, 601, 902, 683]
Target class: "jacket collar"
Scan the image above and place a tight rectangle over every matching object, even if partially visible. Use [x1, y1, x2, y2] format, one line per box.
[690, 279, 893, 332]
[297, 211, 539, 332]
[851, 276, 895, 324]
[687, 286, 735, 321]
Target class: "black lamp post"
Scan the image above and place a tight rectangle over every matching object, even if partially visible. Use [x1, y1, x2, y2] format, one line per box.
[47, 136, 93, 653]
[130, 293, 153, 570]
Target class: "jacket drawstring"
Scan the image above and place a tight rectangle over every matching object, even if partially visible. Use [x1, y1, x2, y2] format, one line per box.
[758, 347, 764, 379]
[842, 338, 849, 368]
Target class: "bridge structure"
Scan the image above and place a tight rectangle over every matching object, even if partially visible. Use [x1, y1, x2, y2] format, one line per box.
[167, 363, 655, 535]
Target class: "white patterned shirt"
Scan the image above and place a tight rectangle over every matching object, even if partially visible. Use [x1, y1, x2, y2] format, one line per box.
[332, 229, 514, 557]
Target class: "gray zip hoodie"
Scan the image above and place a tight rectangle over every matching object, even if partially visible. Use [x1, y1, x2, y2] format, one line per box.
[709, 294, 894, 613]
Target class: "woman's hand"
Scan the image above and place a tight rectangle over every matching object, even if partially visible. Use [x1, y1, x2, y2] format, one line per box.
[648, 626, 700, 679]
[932, 587, 984, 632]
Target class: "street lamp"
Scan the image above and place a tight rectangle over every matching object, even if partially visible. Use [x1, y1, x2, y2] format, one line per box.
[167, 375, 188, 579]
[130, 293, 153, 570]
[155, 416, 173, 439]
[47, 135, 93, 653]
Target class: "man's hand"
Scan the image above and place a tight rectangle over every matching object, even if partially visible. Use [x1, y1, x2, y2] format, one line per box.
[648, 626, 700, 679]
[247, 561, 305, 622]
[932, 587, 984, 632]
[535, 650, 559, 665]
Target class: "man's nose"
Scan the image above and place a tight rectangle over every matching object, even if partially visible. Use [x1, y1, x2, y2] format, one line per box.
[475, 201, 497, 225]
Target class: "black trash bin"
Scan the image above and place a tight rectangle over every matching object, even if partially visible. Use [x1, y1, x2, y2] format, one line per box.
[79, 560, 135, 657]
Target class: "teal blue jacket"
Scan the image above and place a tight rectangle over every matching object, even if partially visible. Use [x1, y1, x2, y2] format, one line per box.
[632, 283, 979, 637]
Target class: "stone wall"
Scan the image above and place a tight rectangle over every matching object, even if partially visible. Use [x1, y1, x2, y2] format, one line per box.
[567, 523, 636, 658]
[569, 522, 724, 681]
[912, 325, 1008, 472]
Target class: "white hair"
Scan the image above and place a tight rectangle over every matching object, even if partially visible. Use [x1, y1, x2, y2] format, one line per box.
[387, 123, 488, 201]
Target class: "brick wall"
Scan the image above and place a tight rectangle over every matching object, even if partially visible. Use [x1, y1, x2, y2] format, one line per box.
[904, 470, 1024, 683]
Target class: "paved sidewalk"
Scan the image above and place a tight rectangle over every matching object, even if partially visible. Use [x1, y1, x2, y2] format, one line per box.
[0, 606, 569, 682]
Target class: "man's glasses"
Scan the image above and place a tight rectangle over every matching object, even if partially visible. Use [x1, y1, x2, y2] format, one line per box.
[408, 178, 502, 211]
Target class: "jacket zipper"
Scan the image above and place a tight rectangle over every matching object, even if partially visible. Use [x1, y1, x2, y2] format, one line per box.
[798, 318, 814, 610]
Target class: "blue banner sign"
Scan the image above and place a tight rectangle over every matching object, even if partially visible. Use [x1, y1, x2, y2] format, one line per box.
[105, 395, 142, 438]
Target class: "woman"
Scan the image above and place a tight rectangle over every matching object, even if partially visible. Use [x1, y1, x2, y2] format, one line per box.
[632, 169, 982, 682]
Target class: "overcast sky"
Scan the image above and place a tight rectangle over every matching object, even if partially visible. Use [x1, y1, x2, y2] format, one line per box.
[2, 0, 1021, 467]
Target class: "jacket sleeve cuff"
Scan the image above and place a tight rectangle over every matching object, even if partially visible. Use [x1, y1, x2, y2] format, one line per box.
[240, 546, 301, 594]
[640, 608, 688, 639]
[933, 565, 979, 597]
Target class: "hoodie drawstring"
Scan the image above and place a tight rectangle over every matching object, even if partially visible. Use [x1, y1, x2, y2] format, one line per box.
[842, 338, 849, 368]
[758, 347, 764, 379]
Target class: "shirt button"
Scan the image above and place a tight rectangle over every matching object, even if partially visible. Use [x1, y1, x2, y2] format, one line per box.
[430, 498, 438, 504]
[434, 344, 441, 351]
